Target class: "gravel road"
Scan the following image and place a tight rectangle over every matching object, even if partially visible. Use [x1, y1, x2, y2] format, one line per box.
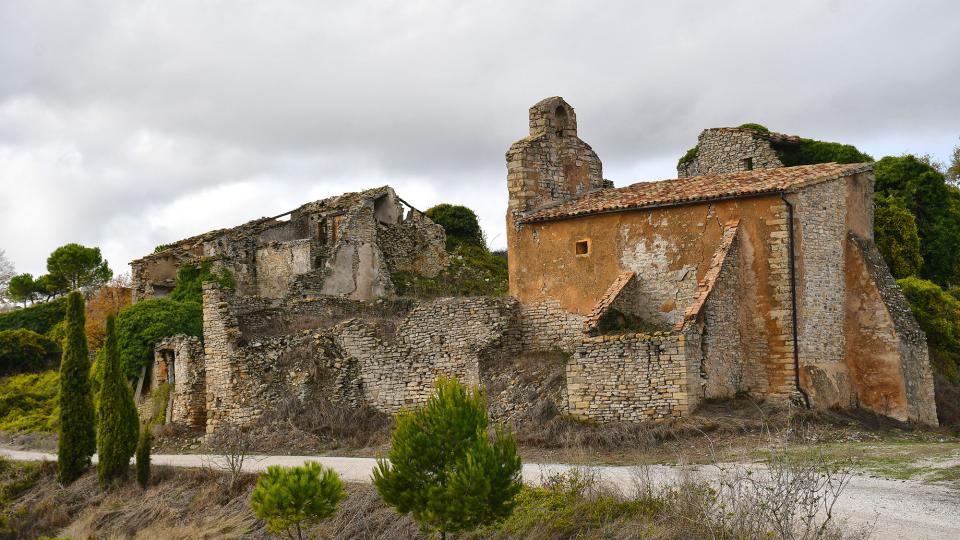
[2, 447, 956, 539]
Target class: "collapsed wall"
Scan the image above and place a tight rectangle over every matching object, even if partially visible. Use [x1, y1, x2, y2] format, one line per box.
[189, 281, 707, 433]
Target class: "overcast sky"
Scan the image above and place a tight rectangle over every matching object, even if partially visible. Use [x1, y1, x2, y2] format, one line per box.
[1, 1, 958, 276]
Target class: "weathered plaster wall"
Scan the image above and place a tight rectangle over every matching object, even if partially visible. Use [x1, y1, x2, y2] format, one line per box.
[846, 235, 938, 424]
[255, 240, 313, 299]
[509, 196, 797, 397]
[678, 128, 785, 178]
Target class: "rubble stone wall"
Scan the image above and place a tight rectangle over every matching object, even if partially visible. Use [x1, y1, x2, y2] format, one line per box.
[566, 330, 701, 422]
[678, 128, 784, 178]
[337, 297, 520, 412]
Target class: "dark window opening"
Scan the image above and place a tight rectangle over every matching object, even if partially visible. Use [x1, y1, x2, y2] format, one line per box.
[742, 157, 754, 171]
[554, 106, 568, 136]
[575, 240, 590, 255]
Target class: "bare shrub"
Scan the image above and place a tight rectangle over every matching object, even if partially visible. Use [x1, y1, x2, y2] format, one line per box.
[207, 423, 257, 493]
[257, 394, 393, 450]
[658, 417, 873, 540]
[316, 483, 422, 540]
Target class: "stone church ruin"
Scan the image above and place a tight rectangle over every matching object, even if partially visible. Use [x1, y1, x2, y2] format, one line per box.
[131, 97, 939, 434]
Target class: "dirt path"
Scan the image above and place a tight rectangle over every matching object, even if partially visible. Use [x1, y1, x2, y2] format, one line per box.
[2, 448, 956, 539]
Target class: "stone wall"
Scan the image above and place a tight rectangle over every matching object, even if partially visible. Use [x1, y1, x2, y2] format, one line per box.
[678, 128, 789, 178]
[566, 330, 700, 422]
[152, 335, 206, 429]
[699, 235, 746, 398]
[255, 239, 313, 299]
[518, 299, 586, 353]
[338, 297, 520, 412]
[793, 178, 851, 407]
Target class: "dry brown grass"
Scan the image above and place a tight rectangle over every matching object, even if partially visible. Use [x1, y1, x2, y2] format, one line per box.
[3, 463, 266, 540]
[248, 395, 394, 454]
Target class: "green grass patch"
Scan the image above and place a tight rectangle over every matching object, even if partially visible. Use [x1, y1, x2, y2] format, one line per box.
[753, 440, 960, 481]
[392, 244, 507, 297]
[475, 469, 666, 538]
[926, 465, 960, 483]
[0, 371, 59, 433]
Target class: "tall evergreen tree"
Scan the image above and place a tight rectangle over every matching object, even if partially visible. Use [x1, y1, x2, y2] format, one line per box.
[96, 314, 140, 486]
[57, 291, 96, 485]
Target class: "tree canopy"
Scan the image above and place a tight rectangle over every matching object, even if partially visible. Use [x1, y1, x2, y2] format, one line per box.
[874, 155, 960, 287]
[46, 243, 113, 293]
[0, 249, 13, 302]
[874, 195, 924, 279]
[6, 274, 38, 306]
[115, 298, 202, 379]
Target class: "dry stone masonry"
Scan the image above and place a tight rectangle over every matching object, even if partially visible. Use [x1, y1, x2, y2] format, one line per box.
[131, 97, 939, 435]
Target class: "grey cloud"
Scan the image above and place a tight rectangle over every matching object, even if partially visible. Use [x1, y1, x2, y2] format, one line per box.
[1, 0, 959, 274]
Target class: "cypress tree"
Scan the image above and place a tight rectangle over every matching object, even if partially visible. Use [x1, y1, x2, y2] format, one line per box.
[136, 425, 152, 489]
[96, 314, 140, 486]
[57, 291, 96, 485]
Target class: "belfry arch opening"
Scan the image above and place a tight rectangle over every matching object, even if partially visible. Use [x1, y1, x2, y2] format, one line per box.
[555, 106, 568, 136]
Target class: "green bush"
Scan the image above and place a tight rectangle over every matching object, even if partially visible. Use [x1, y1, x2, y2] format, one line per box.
[0, 329, 60, 376]
[425, 204, 485, 249]
[677, 144, 699, 169]
[487, 470, 664, 537]
[392, 244, 507, 297]
[96, 315, 140, 486]
[875, 195, 924, 279]
[775, 138, 872, 166]
[737, 123, 770, 133]
[250, 461, 346, 540]
[57, 291, 96, 485]
[0, 297, 67, 335]
[373, 377, 522, 537]
[115, 298, 201, 379]
[167, 259, 235, 304]
[0, 371, 58, 432]
[898, 276, 960, 370]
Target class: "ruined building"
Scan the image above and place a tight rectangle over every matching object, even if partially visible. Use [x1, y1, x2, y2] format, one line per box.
[134, 97, 938, 434]
[131, 186, 447, 302]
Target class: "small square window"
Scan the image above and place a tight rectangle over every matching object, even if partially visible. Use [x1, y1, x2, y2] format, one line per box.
[742, 157, 754, 171]
[575, 239, 590, 256]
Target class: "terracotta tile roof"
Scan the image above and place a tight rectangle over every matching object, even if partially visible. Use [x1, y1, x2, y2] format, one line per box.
[582, 271, 635, 334]
[520, 162, 872, 224]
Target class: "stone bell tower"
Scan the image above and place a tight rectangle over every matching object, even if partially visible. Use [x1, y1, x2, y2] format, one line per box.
[505, 97, 607, 293]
